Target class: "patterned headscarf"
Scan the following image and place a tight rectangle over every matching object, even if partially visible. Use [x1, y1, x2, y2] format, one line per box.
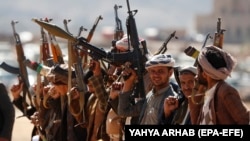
[198, 45, 237, 80]
[145, 54, 175, 70]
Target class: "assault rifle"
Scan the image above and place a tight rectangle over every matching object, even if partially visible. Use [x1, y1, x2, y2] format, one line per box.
[11, 20, 34, 116]
[124, 0, 146, 98]
[113, 4, 124, 41]
[80, 15, 103, 70]
[86, 15, 103, 42]
[213, 18, 225, 49]
[107, 4, 124, 77]
[154, 31, 178, 55]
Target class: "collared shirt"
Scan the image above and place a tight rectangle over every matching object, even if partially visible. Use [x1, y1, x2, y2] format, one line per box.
[200, 83, 218, 125]
[140, 86, 170, 124]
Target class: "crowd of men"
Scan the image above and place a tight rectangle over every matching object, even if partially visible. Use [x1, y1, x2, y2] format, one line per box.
[1, 6, 250, 141]
[0, 34, 249, 141]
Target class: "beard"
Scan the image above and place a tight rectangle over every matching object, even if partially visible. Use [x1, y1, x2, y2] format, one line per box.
[197, 75, 207, 86]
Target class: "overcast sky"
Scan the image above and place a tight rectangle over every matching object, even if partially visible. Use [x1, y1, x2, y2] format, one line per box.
[0, 0, 212, 36]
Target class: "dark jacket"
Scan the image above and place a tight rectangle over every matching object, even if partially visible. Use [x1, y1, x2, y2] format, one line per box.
[0, 83, 15, 140]
[190, 80, 250, 124]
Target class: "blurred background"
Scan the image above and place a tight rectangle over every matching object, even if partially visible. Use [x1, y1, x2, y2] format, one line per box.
[0, 0, 250, 140]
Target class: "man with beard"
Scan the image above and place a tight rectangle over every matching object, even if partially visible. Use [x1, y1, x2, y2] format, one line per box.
[117, 54, 180, 125]
[163, 66, 197, 124]
[189, 45, 250, 124]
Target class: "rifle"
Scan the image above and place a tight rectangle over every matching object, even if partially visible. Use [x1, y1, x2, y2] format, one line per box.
[213, 18, 225, 49]
[106, 4, 124, 83]
[154, 31, 178, 55]
[80, 15, 103, 70]
[86, 15, 103, 42]
[11, 20, 34, 116]
[113, 4, 124, 41]
[124, 0, 146, 99]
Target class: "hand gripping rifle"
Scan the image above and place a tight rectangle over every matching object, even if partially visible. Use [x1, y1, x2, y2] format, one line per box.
[213, 18, 225, 49]
[124, 0, 146, 99]
[11, 20, 35, 116]
[154, 31, 178, 55]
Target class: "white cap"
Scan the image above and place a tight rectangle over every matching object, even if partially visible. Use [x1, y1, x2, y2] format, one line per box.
[179, 66, 197, 75]
[115, 34, 145, 51]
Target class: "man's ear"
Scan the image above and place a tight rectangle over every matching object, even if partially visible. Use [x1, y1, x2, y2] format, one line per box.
[202, 71, 207, 79]
[169, 68, 174, 76]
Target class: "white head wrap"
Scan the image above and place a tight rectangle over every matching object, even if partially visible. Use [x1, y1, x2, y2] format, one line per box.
[198, 45, 237, 80]
[115, 34, 145, 51]
[145, 54, 175, 70]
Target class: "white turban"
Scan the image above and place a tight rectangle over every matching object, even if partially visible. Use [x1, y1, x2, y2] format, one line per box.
[198, 45, 237, 80]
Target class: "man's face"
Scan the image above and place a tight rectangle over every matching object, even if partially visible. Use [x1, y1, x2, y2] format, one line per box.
[147, 66, 172, 89]
[87, 83, 95, 93]
[179, 72, 196, 98]
[48, 84, 68, 99]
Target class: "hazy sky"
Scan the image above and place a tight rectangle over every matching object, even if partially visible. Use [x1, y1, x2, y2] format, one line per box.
[0, 0, 212, 36]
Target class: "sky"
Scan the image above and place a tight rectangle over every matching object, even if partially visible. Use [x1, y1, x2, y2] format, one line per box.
[0, 0, 212, 37]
